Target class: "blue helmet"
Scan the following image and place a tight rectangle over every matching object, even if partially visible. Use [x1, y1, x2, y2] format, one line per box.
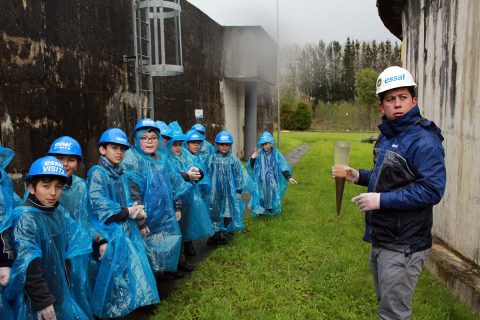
[171, 133, 187, 142]
[215, 131, 234, 144]
[26, 156, 68, 183]
[98, 128, 130, 148]
[48, 136, 83, 161]
[161, 128, 173, 139]
[186, 130, 204, 142]
[155, 120, 169, 133]
[257, 132, 275, 145]
[134, 118, 159, 133]
[191, 124, 206, 134]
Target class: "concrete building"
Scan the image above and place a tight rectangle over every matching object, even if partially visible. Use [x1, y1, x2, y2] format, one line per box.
[0, 0, 277, 188]
[377, 0, 480, 314]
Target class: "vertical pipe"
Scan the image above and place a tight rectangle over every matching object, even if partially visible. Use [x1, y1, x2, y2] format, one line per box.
[276, 0, 281, 147]
[245, 82, 258, 160]
[132, 0, 141, 121]
[159, 5, 166, 74]
[178, 6, 183, 66]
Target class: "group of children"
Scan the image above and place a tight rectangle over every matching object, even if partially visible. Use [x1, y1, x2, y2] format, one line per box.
[0, 119, 297, 319]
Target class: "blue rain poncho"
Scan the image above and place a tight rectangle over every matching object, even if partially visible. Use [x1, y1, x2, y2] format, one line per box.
[205, 145, 252, 233]
[0, 146, 16, 318]
[5, 204, 91, 319]
[123, 129, 190, 272]
[247, 139, 291, 216]
[166, 137, 213, 241]
[60, 175, 93, 318]
[86, 158, 159, 318]
[198, 140, 215, 164]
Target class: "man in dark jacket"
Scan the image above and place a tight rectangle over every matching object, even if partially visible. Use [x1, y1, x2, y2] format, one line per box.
[334, 66, 446, 319]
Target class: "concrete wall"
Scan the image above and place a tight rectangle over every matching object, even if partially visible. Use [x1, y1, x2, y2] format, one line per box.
[152, 1, 225, 142]
[223, 26, 277, 84]
[0, 0, 277, 189]
[221, 79, 245, 158]
[0, 0, 136, 185]
[402, 0, 480, 265]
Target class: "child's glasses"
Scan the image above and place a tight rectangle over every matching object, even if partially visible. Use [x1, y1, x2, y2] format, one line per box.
[140, 136, 159, 142]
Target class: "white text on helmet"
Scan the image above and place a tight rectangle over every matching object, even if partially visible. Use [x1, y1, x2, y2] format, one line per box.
[43, 165, 65, 175]
[54, 142, 72, 150]
[116, 137, 127, 143]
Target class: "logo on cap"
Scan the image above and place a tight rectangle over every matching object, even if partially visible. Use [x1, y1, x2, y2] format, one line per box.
[376, 78, 382, 88]
[54, 142, 72, 150]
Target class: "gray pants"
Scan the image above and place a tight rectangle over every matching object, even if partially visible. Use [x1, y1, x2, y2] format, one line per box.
[369, 246, 428, 320]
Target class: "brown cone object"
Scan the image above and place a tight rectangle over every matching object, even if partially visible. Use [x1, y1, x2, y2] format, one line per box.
[335, 177, 346, 217]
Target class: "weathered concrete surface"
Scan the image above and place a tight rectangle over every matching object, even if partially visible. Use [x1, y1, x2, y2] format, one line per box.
[378, 0, 480, 314]
[0, 0, 276, 190]
[223, 26, 277, 85]
[426, 240, 480, 314]
[0, 0, 137, 187]
[402, 0, 480, 268]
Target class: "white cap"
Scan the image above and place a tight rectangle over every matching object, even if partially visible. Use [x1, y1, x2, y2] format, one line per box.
[376, 66, 416, 95]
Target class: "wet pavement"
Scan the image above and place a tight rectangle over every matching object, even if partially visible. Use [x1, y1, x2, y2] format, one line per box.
[130, 144, 310, 318]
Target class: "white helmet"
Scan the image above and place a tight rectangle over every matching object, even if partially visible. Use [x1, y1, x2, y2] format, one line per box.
[376, 66, 416, 95]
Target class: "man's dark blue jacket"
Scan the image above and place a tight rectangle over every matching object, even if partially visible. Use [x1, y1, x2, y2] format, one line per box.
[357, 105, 446, 253]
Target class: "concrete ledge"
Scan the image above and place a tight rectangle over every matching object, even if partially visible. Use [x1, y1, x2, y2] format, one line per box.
[425, 241, 480, 315]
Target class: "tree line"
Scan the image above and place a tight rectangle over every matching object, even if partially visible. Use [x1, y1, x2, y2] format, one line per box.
[280, 38, 401, 103]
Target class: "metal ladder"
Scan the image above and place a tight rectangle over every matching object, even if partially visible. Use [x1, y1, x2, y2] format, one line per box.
[133, 0, 154, 120]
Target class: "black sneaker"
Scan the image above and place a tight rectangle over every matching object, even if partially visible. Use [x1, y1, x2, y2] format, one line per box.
[159, 271, 183, 280]
[178, 261, 195, 272]
[184, 242, 196, 256]
[207, 232, 220, 245]
[216, 232, 228, 245]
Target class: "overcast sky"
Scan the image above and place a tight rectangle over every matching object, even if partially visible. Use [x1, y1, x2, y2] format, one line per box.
[187, 0, 399, 45]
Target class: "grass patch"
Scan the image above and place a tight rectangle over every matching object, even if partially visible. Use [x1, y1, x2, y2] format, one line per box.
[151, 132, 478, 320]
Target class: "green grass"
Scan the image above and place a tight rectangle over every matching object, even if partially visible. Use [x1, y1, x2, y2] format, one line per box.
[151, 131, 478, 320]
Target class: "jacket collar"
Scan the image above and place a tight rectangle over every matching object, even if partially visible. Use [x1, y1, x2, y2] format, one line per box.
[378, 105, 421, 138]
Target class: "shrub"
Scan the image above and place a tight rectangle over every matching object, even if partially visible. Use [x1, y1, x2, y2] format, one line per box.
[280, 101, 294, 130]
[291, 100, 312, 130]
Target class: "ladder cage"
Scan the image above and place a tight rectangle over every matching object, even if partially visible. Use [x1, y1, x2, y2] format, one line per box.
[135, 0, 183, 76]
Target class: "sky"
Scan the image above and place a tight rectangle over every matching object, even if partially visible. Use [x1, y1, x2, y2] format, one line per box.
[187, 0, 399, 45]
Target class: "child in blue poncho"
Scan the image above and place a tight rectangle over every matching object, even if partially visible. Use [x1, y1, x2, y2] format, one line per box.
[123, 119, 190, 278]
[0, 145, 19, 319]
[47, 136, 93, 317]
[86, 128, 159, 318]
[5, 156, 91, 320]
[205, 130, 252, 245]
[191, 124, 215, 164]
[166, 124, 213, 259]
[247, 132, 297, 217]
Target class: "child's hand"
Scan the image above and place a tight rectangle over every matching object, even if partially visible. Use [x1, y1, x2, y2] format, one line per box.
[141, 226, 150, 238]
[99, 243, 107, 260]
[0, 267, 10, 287]
[187, 167, 201, 181]
[175, 211, 182, 221]
[128, 204, 146, 220]
[288, 178, 298, 184]
[37, 304, 56, 320]
[251, 148, 258, 159]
